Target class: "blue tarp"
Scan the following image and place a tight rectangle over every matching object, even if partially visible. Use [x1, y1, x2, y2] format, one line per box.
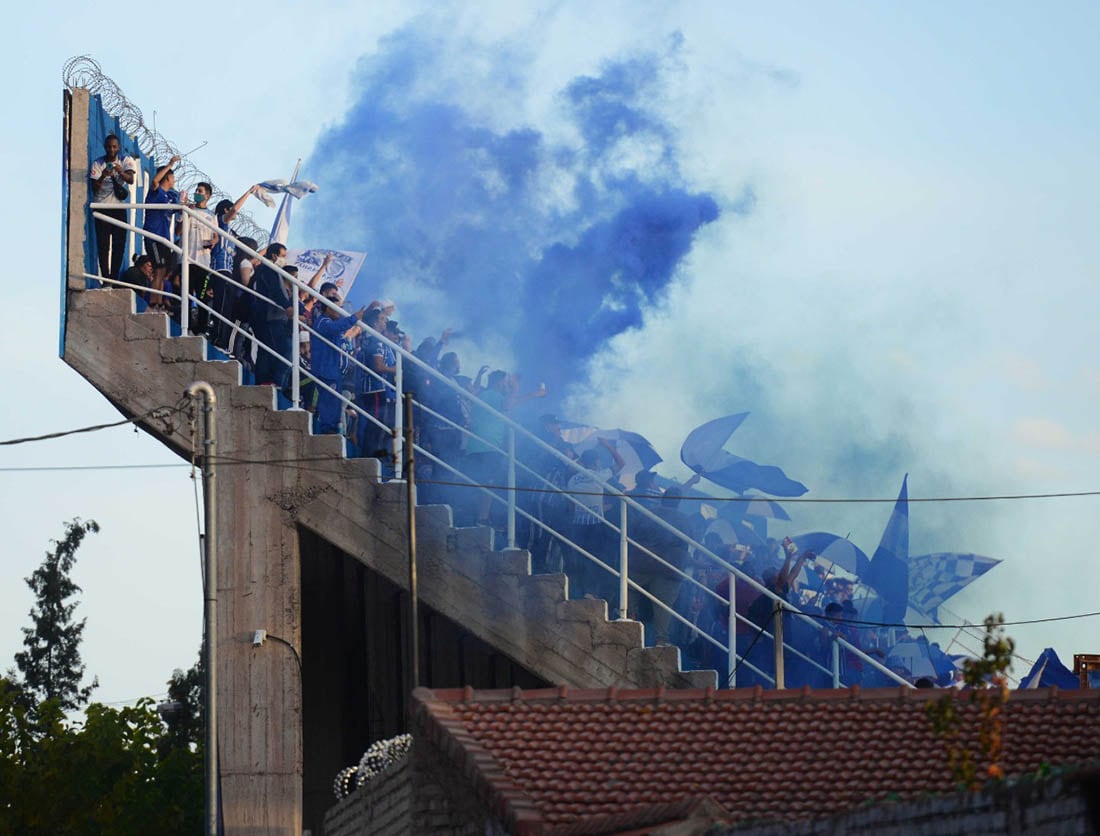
[1019, 647, 1078, 689]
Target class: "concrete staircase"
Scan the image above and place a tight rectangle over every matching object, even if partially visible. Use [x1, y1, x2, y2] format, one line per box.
[63, 287, 715, 832]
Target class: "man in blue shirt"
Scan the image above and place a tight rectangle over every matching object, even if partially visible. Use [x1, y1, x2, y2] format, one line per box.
[141, 154, 181, 308]
[355, 308, 394, 458]
[312, 283, 367, 435]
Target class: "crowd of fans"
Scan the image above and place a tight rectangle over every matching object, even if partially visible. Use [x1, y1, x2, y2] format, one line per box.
[89, 137, 953, 691]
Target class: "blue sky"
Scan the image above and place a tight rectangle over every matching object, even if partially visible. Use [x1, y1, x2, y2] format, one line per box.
[3, 2, 1097, 705]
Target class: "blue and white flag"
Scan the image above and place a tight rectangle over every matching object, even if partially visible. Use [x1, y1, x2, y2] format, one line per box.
[680, 413, 808, 497]
[258, 178, 319, 200]
[285, 248, 368, 299]
[865, 474, 909, 622]
[262, 162, 319, 246]
[908, 552, 1000, 615]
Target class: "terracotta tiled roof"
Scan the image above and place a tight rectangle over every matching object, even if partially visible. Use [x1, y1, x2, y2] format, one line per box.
[411, 684, 1100, 834]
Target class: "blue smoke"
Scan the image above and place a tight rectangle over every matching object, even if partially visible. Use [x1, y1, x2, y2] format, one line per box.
[301, 24, 725, 403]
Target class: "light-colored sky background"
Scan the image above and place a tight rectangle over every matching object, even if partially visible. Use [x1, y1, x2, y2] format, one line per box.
[3, 2, 1097, 706]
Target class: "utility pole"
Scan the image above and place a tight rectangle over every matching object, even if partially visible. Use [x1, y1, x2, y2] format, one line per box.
[187, 382, 218, 836]
[404, 393, 420, 693]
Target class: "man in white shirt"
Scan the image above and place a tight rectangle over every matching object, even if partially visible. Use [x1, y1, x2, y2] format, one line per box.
[182, 182, 218, 334]
[184, 182, 218, 268]
[88, 134, 138, 280]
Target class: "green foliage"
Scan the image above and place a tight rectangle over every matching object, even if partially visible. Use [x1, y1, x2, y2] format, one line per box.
[925, 613, 1015, 790]
[0, 677, 201, 836]
[159, 649, 203, 758]
[11, 519, 100, 711]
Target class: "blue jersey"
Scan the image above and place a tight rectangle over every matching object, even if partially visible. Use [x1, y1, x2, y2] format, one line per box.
[312, 314, 359, 381]
[142, 186, 180, 239]
[211, 216, 233, 272]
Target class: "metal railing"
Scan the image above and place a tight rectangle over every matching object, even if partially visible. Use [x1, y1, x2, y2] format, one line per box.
[85, 203, 912, 691]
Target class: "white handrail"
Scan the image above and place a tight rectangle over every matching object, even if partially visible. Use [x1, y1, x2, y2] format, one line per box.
[83, 204, 913, 690]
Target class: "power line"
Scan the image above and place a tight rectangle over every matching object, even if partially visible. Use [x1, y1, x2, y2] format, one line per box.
[800, 609, 1100, 630]
[100, 691, 169, 707]
[2, 450, 1099, 507]
[0, 463, 188, 473]
[0, 403, 187, 448]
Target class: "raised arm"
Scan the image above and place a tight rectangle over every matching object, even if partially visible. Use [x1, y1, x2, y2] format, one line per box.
[300, 253, 335, 305]
[223, 184, 258, 224]
[598, 437, 626, 473]
[151, 154, 181, 190]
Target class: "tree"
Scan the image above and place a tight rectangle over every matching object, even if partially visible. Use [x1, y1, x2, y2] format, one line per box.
[0, 677, 202, 836]
[158, 648, 203, 758]
[12, 519, 100, 711]
[926, 613, 1015, 790]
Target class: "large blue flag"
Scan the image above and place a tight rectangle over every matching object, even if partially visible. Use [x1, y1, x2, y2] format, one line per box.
[865, 474, 909, 622]
[680, 413, 808, 497]
[1020, 647, 1078, 689]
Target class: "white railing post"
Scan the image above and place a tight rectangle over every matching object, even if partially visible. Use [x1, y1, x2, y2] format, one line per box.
[180, 212, 190, 334]
[727, 570, 737, 688]
[506, 427, 516, 548]
[618, 498, 628, 621]
[393, 353, 404, 479]
[290, 303, 301, 408]
[832, 636, 841, 688]
[126, 177, 138, 269]
[773, 602, 785, 690]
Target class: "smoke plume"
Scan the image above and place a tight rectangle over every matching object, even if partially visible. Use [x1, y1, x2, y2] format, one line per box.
[302, 23, 724, 401]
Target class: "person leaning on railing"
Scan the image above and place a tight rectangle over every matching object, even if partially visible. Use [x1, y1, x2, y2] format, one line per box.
[312, 286, 369, 435]
[354, 307, 395, 459]
[252, 243, 294, 390]
[227, 237, 261, 366]
[142, 154, 182, 307]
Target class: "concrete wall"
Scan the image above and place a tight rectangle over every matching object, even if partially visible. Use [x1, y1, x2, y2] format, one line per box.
[727, 769, 1099, 836]
[323, 757, 413, 836]
[324, 740, 510, 836]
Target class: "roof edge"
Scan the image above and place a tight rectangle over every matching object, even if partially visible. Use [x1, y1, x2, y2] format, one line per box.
[412, 686, 549, 835]
[418, 682, 1099, 707]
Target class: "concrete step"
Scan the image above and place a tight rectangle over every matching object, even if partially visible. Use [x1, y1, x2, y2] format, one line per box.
[63, 286, 716, 691]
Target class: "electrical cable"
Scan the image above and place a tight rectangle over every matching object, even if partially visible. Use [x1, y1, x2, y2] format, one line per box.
[0, 402, 186, 447]
[2, 436, 1099, 507]
[264, 634, 303, 678]
[800, 609, 1100, 630]
[6, 412, 1096, 632]
[727, 618, 770, 687]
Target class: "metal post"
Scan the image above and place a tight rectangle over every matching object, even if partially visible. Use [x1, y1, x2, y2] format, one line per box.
[618, 498, 628, 620]
[126, 177, 138, 271]
[506, 427, 516, 548]
[832, 636, 842, 688]
[727, 570, 737, 688]
[773, 602, 785, 690]
[290, 288, 301, 409]
[393, 353, 403, 479]
[180, 213, 190, 334]
[404, 393, 420, 692]
[186, 382, 217, 836]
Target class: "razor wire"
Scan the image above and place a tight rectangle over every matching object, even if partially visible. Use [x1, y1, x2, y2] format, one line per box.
[63, 55, 270, 247]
